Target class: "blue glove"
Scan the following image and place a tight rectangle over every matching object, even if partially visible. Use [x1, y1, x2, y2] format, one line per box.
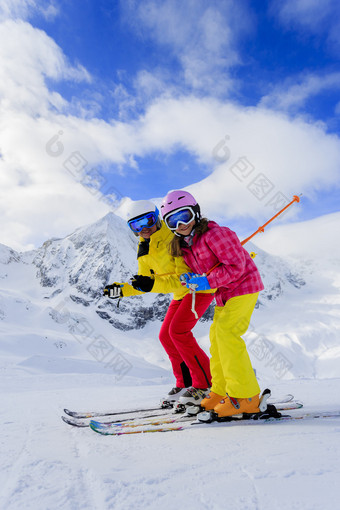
[181, 273, 211, 291]
[179, 272, 197, 286]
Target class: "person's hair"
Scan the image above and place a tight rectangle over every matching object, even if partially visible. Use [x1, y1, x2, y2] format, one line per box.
[169, 218, 210, 257]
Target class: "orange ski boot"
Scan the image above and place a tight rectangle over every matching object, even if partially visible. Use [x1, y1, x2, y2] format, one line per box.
[214, 394, 260, 418]
[201, 392, 224, 411]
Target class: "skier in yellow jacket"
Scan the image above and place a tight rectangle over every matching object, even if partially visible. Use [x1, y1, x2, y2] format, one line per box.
[104, 200, 215, 403]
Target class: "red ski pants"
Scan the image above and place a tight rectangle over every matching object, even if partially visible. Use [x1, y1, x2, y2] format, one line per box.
[159, 293, 214, 388]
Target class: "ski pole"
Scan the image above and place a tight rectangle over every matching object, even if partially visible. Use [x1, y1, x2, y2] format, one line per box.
[155, 194, 301, 280]
[240, 194, 301, 246]
[189, 194, 301, 316]
[205, 194, 301, 276]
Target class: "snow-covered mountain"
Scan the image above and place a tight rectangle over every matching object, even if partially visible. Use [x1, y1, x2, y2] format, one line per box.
[1, 213, 173, 332]
[0, 211, 339, 382]
[0, 212, 304, 332]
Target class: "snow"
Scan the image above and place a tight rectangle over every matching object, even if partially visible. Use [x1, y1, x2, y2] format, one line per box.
[1, 211, 340, 509]
[1, 375, 340, 510]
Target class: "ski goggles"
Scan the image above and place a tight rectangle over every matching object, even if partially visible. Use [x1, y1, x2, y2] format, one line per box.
[164, 207, 195, 230]
[128, 211, 158, 233]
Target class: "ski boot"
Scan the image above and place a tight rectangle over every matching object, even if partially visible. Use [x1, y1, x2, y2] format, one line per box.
[214, 394, 261, 418]
[201, 391, 224, 411]
[197, 388, 275, 423]
[173, 387, 210, 415]
[161, 387, 188, 409]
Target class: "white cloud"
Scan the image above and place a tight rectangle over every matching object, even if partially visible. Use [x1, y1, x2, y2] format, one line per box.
[0, 0, 36, 21]
[0, 113, 113, 251]
[273, 0, 333, 29]
[0, 19, 90, 116]
[121, 0, 252, 94]
[272, 0, 340, 50]
[0, 17, 105, 251]
[260, 72, 340, 112]
[253, 210, 340, 261]
[2, 84, 340, 250]
[131, 96, 340, 221]
[1, 4, 340, 252]
[0, 0, 59, 22]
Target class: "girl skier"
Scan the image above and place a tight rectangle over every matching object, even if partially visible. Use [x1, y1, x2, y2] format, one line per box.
[104, 200, 214, 404]
[160, 190, 264, 417]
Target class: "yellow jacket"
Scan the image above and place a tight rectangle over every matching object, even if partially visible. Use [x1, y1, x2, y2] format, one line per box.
[120, 222, 190, 300]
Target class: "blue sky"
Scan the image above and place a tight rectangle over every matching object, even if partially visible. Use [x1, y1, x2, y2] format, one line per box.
[33, 0, 340, 118]
[1, 0, 340, 249]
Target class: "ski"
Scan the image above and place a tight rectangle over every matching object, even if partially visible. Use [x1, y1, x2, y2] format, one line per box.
[269, 393, 294, 404]
[88, 401, 303, 432]
[89, 409, 340, 436]
[63, 402, 172, 419]
[90, 414, 193, 430]
[62, 416, 90, 428]
[275, 400, 303, 410]
[62, 393, 294, 421]
[61, 406, 176, 428]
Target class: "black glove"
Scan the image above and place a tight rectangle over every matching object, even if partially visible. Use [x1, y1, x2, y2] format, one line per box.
[130, 275, 154, 293]
[103, 283, 123, 299]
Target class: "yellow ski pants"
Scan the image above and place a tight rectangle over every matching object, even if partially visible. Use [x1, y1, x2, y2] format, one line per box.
[209, 292, 260, 398]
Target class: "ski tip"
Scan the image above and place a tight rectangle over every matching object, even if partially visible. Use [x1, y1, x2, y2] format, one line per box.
[90, 423, 108, 435]
[63, 409, 77, 417]
[89, 423, 100, 434]
[89, 419, 109, 429]
[63, 409, 92, 419]
[61, 415, 89, 428]
[61, 415, 76, 426]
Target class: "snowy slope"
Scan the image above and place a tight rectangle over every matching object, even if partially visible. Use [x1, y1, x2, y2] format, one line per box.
[1, 212, 340, 509]
[1, 377, 340, 510]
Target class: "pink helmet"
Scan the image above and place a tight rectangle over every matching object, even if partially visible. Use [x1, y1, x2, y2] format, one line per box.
[160, 190, 200, 219]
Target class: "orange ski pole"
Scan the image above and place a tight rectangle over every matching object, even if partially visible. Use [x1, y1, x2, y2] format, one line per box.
[133, 195, 301, 279]
[240, 194, 301, 246]
[206, 194, 301, 275]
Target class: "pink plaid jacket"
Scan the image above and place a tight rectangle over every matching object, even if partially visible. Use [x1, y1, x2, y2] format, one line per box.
[181, 221, 264, 306]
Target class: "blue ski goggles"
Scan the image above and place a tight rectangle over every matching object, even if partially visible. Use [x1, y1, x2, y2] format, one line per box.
[164, 207, 195, 230]
[128, 210, 159, 233]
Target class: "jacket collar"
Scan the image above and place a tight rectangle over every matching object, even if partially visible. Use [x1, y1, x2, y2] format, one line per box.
[137, 221, 172, 258]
